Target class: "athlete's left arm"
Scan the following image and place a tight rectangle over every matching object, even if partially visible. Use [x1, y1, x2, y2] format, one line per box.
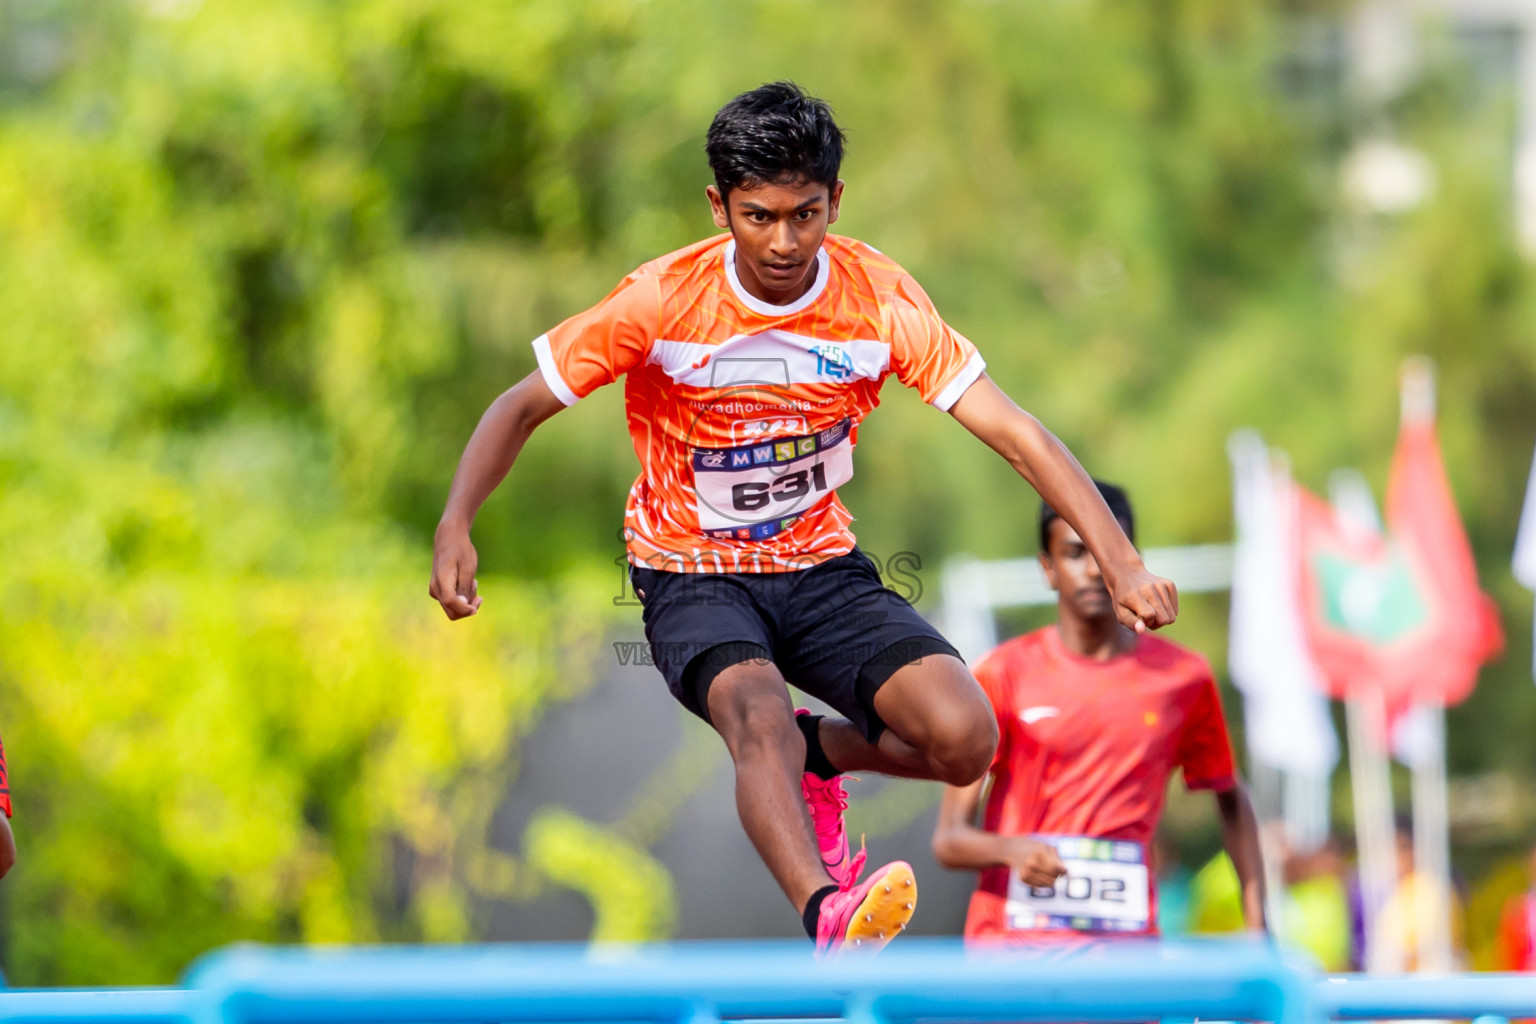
[948, 374, 1177, 631]
[1214, 783, 1267, 933]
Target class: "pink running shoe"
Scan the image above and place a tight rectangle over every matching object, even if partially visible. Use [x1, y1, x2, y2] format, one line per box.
[796, 709, 854, 887]
[815, 859, 917, 957]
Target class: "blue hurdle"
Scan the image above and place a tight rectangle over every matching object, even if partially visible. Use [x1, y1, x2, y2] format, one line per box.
[182, 940, 1308, 1024]
[0, 989, 193, 1024]
[2, 940, 1535, 1024]
[1318, 973, 1536, 1020]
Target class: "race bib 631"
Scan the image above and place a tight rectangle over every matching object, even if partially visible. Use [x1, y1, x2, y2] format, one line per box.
[691, 418, 854, 540]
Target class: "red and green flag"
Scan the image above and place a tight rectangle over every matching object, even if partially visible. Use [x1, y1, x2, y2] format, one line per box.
[1294, 406, 1503, 721]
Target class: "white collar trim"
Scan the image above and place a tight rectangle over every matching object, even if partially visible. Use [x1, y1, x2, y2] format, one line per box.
[723, 239, 830, 316]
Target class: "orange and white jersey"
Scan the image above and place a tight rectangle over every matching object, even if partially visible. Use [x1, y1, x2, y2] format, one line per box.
[533, 233, 985, 573]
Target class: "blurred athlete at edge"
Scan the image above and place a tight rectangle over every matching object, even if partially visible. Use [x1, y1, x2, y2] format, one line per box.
[0, 734, 14, 880]
[430, 83, 1178, 955]
[933, 482, 1264, 944]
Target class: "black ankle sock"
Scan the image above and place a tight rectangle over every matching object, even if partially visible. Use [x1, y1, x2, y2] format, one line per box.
[802, 883, 837, 939]
[795, 712, 840, 781]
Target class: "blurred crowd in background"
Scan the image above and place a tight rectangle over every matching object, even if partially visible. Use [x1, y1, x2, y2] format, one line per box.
[3, 0, 1536, 987]
[1160, 824, 1536, 973]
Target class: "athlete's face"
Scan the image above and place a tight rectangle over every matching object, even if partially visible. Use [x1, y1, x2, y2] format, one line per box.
[1040, 519, 1131, 624]
[707, 177, 843, 305]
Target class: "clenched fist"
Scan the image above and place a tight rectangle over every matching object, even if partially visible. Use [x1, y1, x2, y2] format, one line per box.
[1110, 566, 1178, 633]
[430, 523, 483, 620]
[1008, 837, 1069, 889]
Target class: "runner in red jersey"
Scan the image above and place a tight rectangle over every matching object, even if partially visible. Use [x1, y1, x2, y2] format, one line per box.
[933, 483, 1265, 943]
[0, 735, 15, 880]
[431, 84, 1180, 954]
[1496, 841, 1536, 971]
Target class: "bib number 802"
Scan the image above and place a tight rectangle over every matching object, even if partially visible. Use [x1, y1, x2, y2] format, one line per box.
[1027, 876, 1127, 902]
[731, 463, 829, 512]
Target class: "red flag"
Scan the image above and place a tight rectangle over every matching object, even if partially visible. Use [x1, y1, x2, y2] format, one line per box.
[1293, 484, 1403, 701]
[1382, 412, 1504, 708]
[1294, 377, 1503, 720]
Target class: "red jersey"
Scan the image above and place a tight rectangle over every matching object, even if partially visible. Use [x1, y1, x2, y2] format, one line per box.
[534, 234, 984, 572]
[964, 626, 1236, 942]
[0, 736, 10, 818]
[1498, 891, 1536, 971]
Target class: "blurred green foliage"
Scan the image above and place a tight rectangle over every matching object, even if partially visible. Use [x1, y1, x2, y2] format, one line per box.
[2, 0, 1535, 982]
[523, 808, 676, 943]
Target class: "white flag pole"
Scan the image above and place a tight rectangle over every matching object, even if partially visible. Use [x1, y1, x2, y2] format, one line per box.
[1346, 686, 1401, 972]
[1396, 356, 1453, 972]
[1403, 359, 1452, 971]
[1410, 704, 1452, 971]
[1328, 469, 1399, 972]
[1247, 756, 1287, 935]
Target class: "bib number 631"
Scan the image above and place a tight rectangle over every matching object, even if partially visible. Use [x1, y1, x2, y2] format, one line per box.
[732, 463, 830, 512]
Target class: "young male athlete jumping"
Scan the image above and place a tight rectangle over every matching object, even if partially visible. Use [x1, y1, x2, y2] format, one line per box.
[932, 483, 1265, 943]
[430, 83, 1178, 954]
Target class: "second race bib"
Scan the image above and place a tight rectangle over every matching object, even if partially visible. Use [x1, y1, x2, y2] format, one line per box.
[690, 418, 854, 540]
[1004, 835, 1150, 933]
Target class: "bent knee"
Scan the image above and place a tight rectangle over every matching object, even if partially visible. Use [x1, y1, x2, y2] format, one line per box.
[931, 739, 995, 786]
[928, 712, 998, 786]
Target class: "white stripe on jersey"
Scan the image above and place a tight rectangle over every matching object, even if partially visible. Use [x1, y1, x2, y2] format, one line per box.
[647, 331, 891, 389]
[932, 350, 986, 411]
[532, 334, 581, 405]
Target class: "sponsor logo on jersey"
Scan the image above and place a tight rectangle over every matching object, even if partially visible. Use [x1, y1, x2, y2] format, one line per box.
[700, 452, 726, 468]
[753, 446, 774, 464]
[775, 442, 797, 462]
[797, 437, 816, 456]
[734, 416, 809, 443]
[811, 344, 855, 381]
[731, 451, 752, 467]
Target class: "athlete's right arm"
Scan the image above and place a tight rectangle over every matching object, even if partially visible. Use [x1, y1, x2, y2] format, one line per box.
[429, 371, 567, 620]
[932, 778, 1066, 887]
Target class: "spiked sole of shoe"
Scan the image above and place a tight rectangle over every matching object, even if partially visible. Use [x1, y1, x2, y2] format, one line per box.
[839, 862, 917, 953]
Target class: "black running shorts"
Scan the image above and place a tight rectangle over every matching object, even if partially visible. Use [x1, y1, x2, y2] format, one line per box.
[628, 547, 961, 740]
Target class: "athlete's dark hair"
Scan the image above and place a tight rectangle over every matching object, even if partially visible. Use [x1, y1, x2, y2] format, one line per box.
[1038, 481, 1136, 554]
[705, 82, 845, 198]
